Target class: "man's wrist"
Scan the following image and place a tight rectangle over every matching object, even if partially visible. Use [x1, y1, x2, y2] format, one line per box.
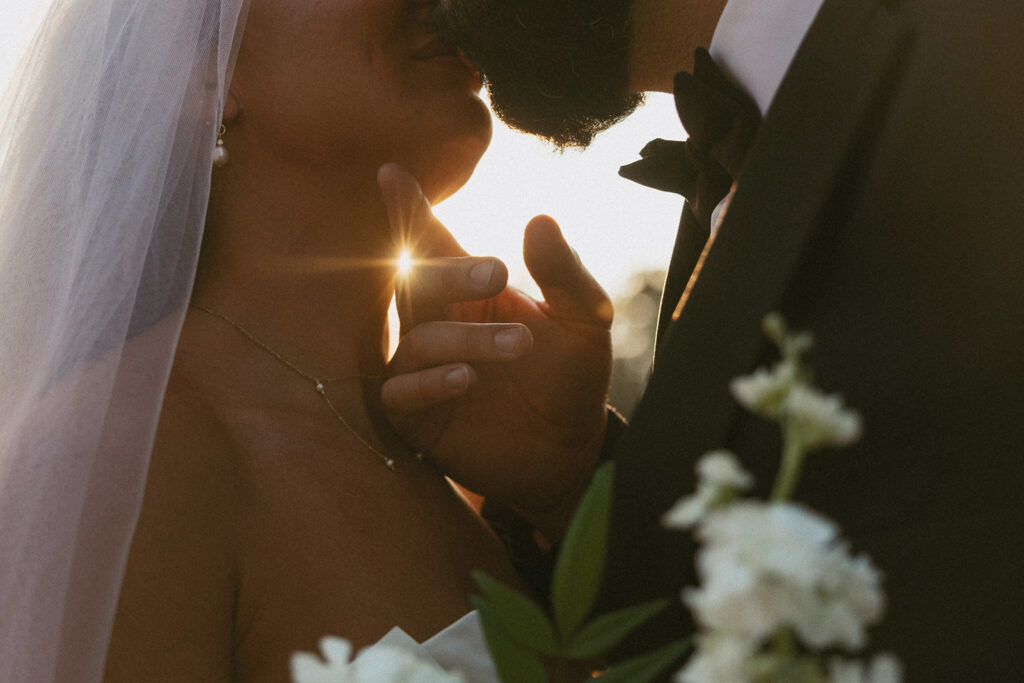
[482, 406, 628, 600]
[517, 409, 614, 542]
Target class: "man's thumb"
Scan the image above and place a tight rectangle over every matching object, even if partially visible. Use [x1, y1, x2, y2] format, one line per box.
[524, 215, 613, 327]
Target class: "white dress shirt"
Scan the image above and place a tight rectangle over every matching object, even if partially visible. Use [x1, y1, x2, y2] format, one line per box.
[710, 0, 826, 116]
[705, 0, 825, 232]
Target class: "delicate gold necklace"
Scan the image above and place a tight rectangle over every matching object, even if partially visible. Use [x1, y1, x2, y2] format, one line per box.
[192, 304, 414, 471]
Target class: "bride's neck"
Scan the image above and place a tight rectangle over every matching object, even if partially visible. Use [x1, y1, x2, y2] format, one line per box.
[193, 162, 396, 381]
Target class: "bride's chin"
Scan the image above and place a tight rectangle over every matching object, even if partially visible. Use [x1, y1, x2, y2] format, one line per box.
[413, 131, 492, 205]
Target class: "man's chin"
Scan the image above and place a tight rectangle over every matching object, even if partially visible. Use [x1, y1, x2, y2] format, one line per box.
[485, 81, 644, 150]
[434, 0, 641, 149]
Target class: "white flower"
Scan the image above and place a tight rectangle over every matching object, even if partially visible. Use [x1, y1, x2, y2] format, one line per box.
[697, 450, 755, 490]
[291, 637, 465, 683]
[350, 647, 465, 683]
[828, 653, 903, 683]
[664, 451, 753, 529]
[783, 385, 862, 450]
[685, 502, 884, 651]
[731, 363, 862, 452]
[674, 632, 756, 683]
[663, 491, 715, 530]
[729, 361, 797, 417]
[292, 638, 356, 683]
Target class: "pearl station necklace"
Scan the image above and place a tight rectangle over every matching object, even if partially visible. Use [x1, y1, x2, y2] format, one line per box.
[192, 304, 418, 470]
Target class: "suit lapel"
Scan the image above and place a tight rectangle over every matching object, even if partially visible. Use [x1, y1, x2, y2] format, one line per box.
[655, 205, 707, 348]
[627, 0, 914, 482]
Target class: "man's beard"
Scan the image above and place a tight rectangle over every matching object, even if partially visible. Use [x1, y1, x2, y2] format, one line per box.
[434, 0, 642, 149]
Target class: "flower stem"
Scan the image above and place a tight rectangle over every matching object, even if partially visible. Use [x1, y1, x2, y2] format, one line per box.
[771, 628, 797, 657]
[771, 420, 805, 501]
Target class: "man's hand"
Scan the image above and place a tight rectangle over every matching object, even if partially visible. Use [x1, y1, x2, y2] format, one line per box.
[378, 164, 614, 538]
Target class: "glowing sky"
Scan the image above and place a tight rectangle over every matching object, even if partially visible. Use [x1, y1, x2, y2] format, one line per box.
[435, 94, 684, 300]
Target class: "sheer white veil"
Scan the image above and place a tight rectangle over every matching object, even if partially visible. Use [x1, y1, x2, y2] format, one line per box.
[0, 0, 248, 680]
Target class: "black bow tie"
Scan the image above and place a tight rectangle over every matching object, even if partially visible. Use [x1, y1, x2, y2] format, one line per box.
[619, 48, 761, 230]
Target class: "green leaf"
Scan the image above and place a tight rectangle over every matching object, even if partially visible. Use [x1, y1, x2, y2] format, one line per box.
[594, 638, 691, 683]
[472, 596, 549, 683]
[472, 571, 559, 655]
[551, 461, 615, 640]
[565, 599, 670, 660]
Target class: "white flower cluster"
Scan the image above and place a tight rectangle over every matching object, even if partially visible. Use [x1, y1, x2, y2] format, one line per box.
[729, 361, 798, 419]
[663, 450, 753, 529]
[666, 317, 899, 683]
[730, 364, 862, 451]
[291, 637, 465, 683]
[686, 500, 884, 650]
[672, 456, 892, 683]
[782, 385, 862, 450]
[677, 632, 757, 682]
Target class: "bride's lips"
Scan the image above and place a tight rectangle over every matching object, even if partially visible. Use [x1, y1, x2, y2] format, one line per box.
[411, 34, 460, 60]
[411, 35, 483, 91]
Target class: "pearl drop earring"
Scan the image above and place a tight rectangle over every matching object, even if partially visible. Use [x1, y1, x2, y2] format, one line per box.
[212, 123, 229, 168]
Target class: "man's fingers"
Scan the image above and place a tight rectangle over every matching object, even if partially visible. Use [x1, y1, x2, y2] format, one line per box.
[396, 256, 509, 326]
[381, 363, 476, 415]
[524, 215, 614, 327]
[381, 321, 533, 416]
[377, 163, 468, 259]
[388, 322, 533, 375]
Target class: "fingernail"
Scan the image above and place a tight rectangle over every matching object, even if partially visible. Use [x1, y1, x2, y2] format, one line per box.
[470, 260, 495, 288]
[494, 328, 523, 354]
[445, 366, 469, 391]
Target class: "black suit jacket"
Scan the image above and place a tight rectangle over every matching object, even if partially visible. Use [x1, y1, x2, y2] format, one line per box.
[601, 0, 1024, 679]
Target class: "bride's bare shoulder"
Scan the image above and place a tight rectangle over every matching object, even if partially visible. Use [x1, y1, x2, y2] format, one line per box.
[104, 369, 240, 681]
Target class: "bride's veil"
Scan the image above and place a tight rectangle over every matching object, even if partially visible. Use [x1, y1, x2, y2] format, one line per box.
[0, 0, 248, 679]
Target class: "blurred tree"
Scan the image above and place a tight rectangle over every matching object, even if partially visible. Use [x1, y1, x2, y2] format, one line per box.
[608, 270, 665, 419]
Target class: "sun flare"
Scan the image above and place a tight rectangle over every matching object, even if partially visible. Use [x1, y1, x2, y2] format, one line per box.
[396, 248, 414, 277]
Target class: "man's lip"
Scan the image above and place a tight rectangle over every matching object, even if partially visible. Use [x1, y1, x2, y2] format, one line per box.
[411, 35, 483, 91]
